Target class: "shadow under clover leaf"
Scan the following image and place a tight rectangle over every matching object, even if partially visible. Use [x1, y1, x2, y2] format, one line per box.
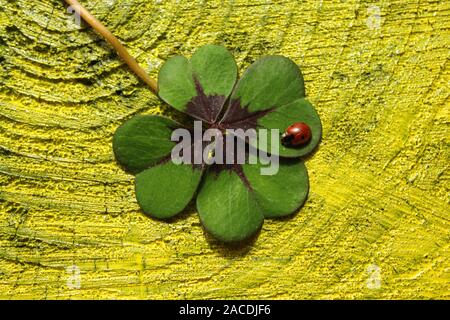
[113, 44, 322, 243]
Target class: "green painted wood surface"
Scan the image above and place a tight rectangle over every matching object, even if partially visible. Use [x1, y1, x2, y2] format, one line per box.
[0, 0, 448, 299]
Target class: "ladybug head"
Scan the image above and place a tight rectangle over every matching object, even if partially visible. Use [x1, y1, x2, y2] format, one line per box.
[281, 132, 294, 146]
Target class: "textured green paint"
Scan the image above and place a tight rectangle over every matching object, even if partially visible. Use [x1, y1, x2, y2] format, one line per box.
[0, 0, 449, 299]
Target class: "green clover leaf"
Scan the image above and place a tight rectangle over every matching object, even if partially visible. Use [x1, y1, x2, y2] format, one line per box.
[113, 44, 322, 242]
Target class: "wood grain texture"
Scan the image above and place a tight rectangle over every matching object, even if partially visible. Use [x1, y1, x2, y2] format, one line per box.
[0, 0, 448, 299]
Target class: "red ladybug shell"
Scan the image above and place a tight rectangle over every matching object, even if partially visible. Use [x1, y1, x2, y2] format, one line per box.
[281, 122, 312, 147]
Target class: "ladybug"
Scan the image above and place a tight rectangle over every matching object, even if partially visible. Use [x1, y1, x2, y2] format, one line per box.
[281, 122, 312, 147]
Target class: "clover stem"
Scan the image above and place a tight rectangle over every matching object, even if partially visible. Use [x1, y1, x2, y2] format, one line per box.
[64, 0, 158, 94]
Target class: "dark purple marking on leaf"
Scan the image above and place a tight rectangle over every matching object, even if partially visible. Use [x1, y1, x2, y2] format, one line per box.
[172, 128, 207, 171]
[233, 164, 253, 190]
[143, 141, 205, 172]
[210, 163, 253, 191]
[153, 153, 172, 166]
[208, 133, 253, 190]
[185, 78, 227, 124]
[220, 99, 274, 130]
[121, 124, 205, 173]
[188, 139, 208, 171]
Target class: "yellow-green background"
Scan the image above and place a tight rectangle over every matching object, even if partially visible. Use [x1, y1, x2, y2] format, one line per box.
[0, 0, 448, 299]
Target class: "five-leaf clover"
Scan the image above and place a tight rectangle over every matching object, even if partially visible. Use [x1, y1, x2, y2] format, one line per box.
[113, 45, 321, 242]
